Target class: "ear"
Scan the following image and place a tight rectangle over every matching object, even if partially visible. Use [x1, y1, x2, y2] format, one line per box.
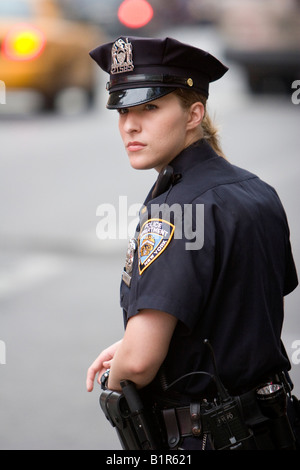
[186, 102, 205, 131]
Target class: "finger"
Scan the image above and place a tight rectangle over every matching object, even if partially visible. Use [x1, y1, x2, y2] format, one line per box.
[86, 366, 97, 392]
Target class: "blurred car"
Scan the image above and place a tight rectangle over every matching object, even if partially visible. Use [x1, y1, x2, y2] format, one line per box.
[0, 0, 103, 110]
[219, 0, 300, 94]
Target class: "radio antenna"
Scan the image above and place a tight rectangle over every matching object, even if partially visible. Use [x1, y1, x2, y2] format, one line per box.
[204, 339, 230, 402]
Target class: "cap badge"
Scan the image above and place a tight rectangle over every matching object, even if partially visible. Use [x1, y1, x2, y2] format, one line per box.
[122, 237, 138, 287]
[111, 38, 134, 75]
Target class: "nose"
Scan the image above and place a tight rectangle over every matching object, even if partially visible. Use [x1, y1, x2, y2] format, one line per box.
[122, 109, 141, 134]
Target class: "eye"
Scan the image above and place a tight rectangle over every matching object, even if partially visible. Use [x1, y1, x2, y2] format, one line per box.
[117, 108, 129, 115]
[145, 103, 157, 111]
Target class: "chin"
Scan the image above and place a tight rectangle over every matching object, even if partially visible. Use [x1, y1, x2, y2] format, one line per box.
[129, 156, 153, 171]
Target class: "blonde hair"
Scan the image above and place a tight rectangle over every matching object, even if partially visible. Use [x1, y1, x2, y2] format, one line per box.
[174, 88, 226, 159]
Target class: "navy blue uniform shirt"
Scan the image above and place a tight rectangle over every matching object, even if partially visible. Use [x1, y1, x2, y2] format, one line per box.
[120, 139, 298, 400]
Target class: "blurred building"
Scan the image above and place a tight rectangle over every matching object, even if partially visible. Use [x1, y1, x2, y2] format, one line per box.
[219, 0, 300, 94]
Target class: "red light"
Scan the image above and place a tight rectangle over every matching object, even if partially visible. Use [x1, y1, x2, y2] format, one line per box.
[118, 0, 153, 29]
[2, 24, 46, 61]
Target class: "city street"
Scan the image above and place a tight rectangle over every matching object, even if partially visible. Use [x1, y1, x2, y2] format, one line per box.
[0, 27, 299, 450]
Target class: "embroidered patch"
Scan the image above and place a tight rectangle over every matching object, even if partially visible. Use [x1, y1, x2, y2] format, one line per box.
[138, 218, 175, 274]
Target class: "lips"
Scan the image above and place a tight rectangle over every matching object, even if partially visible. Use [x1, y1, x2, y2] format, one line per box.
[127, 141, 146, 151]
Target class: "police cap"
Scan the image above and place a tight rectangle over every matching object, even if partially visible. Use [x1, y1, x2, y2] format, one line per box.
[90, 36, 228, 109]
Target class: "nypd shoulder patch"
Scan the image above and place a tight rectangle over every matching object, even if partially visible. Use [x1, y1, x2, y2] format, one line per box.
[138, 218, 175, 274]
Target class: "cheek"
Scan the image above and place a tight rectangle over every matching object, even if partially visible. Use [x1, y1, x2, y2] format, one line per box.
[158, 118, 186, 147]
[155, 113, 182, 138]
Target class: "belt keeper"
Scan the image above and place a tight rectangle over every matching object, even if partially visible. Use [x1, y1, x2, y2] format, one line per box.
[190, 402, 201, 437]
[162, 408, 180, 448]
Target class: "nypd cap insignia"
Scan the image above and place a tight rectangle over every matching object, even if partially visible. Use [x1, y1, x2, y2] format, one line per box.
[138, 219, 175, 274]
[111, 38, 134, 75]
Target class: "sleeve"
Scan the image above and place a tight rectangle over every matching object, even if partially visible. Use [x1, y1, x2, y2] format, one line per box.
[265, 184, 298, 296]
[125, 200, 217, 331]
[284, 239, 298, 296]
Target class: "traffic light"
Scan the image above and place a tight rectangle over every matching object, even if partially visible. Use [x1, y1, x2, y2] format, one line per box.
[118, 0, 153, 29]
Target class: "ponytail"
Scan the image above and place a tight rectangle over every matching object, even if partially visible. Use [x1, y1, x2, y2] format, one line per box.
[201, 110, 225, 159]
[174, 89, 226, 159]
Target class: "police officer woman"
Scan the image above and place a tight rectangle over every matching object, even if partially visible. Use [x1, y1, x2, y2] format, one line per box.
[86, 37, 299, 450]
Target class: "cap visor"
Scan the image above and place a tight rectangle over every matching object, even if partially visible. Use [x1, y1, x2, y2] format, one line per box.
[107, 87, 176, 109]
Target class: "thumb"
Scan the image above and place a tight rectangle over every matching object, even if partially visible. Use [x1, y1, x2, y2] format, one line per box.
[103, 360, 112, 369]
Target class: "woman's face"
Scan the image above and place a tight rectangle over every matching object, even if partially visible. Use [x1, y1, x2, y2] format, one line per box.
[118, 92, 192, 172]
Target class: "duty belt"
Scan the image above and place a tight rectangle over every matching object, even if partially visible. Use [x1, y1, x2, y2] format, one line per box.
[160, 371, 295, 450]
[162, 403, 202, 448]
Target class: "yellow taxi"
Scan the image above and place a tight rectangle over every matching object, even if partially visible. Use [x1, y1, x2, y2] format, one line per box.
[0, 0, 103, 110]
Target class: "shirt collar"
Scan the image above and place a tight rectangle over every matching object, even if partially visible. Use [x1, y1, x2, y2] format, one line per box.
[169, 138, 217, 175]
[146, 139, 219, 204]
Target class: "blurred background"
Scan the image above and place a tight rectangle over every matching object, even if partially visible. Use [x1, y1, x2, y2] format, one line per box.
[0, 0, 299, 450]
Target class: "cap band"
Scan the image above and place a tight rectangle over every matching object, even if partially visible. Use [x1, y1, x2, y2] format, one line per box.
[106, 73, 194, 91]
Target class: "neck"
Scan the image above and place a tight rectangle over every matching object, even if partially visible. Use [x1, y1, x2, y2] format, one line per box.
[154, 129, 204, 173]
[184, 127, 204, 149]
